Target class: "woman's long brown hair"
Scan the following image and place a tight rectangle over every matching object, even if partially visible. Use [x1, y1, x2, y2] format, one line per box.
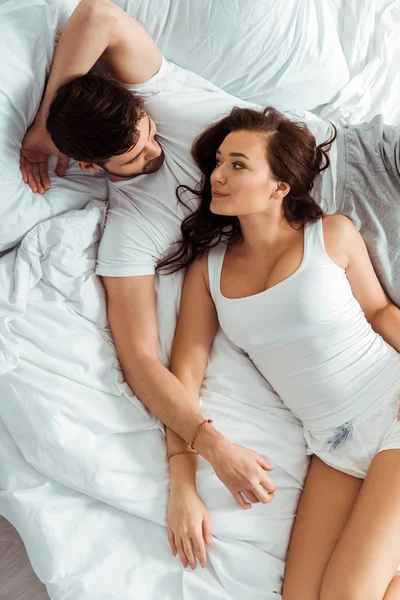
[158, 106, 336, 273]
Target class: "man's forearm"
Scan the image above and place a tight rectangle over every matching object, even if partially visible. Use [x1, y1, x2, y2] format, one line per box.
[36, 0, 115, 127]
[124, 354, 226, 461]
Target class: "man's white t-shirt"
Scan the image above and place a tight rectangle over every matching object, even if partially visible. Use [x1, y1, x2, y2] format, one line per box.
[96, 58, 337, 278]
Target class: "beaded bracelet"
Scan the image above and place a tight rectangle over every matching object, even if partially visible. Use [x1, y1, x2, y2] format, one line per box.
[167, 449, 199, 460]
[190, 419, 213, 450]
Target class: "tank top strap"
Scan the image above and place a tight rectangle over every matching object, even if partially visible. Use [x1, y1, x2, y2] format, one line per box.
[207, 243, 228, 303]
[302, 218, 327, 266]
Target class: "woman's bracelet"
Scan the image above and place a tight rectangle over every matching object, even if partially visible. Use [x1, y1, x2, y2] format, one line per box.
[190, 419, 213, 450]
[167, 450, 198, 460]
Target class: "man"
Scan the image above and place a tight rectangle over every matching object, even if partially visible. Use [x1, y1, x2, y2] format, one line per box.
[21, 0, 283, 508]
[20, 0, 400, 518]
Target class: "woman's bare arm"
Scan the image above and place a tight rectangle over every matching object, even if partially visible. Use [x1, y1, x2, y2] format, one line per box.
[323, 215, 400, 351]
[166, 253, 219, 489]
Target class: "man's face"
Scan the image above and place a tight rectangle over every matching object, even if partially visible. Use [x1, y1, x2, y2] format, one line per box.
[101, 113, 164, 180]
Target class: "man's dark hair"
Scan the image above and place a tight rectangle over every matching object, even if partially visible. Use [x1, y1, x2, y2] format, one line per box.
[46, 73, 145, 164]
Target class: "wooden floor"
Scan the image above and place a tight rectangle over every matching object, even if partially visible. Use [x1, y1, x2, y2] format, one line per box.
[0, 517, 49, 600]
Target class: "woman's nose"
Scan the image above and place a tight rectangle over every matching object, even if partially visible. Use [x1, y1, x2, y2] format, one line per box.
[211, 165, 225, 185]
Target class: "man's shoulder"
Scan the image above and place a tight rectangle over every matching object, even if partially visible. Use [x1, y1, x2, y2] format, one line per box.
[125, 58, 216, 99]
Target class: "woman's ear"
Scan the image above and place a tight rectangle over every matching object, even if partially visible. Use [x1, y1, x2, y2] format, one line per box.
[272, 181, 290, 200]
[77, 161, 103, 173]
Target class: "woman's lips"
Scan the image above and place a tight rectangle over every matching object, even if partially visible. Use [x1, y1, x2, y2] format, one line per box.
[212, 191, 229, 197]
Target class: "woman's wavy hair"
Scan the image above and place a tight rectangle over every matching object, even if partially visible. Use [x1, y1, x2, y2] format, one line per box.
[158, 106, 336, 273]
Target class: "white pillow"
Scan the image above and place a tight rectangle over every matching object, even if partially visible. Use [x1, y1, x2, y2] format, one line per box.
[0, 0, 348, 252]
[114, 0, 349, 111]
[0, 0, 107, 253]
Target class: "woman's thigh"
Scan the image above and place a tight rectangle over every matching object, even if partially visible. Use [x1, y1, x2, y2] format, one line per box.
[320, 449, 400, 600]
[282, 456, 362, 600]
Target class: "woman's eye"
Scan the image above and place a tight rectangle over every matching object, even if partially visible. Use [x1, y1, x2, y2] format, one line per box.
[233, 162, 244, 169]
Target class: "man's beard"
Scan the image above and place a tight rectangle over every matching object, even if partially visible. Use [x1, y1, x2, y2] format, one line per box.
[102, 149, 165, 180]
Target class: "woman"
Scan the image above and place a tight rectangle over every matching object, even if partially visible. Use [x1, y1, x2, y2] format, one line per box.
[159, 107, 400, 599]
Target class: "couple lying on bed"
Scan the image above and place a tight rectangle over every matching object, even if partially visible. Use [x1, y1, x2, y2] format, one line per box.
[20, 1, 400, 598]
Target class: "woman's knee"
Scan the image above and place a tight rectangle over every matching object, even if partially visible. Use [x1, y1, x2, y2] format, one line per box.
[320, 569, 400, 600]
[319, 579, 379, 600]
[320, 590, 367, 600]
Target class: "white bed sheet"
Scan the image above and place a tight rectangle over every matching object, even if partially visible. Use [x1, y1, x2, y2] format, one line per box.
[0, 202, 307, 599]
[0, 0, 348, 254]
[1, 1, 400, 599]
[319, 0, 400, 124]
[0, 0, 109, 253]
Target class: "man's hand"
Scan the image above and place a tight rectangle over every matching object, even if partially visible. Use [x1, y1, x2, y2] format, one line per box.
[20, 123, 68, 194]
[208, 439, 276, 509]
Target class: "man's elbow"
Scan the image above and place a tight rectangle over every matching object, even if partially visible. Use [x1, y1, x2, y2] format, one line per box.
[107, 320, 160, 379]
[76, 0, 116, 26]
[119, 349, 161, 393]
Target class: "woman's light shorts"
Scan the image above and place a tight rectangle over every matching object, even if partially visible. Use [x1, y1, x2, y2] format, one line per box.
[304, 390, 400, 479]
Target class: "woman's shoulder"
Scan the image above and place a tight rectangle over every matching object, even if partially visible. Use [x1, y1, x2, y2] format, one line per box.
[321, 214, 358, 242]
[187, 250, 212, 283]
[322, 213, 354, 230]
[187, 245, 226, 292]
[321, 215, 359, 269]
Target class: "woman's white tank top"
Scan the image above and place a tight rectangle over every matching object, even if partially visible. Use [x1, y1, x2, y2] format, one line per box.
[208, 219, 400, 430]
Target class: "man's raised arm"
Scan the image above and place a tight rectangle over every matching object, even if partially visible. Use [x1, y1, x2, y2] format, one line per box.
[21, 0, 162, 192]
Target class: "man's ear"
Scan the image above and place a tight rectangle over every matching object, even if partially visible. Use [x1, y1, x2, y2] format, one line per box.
[77, 161, 103, 173]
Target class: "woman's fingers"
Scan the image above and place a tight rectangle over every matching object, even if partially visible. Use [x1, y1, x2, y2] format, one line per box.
[192, 530, 207, 568]
[182, 537, 196, 570]
[168, 530, 177, 557]
[175, 539, 189, 569]
[202, 513, 213, 548]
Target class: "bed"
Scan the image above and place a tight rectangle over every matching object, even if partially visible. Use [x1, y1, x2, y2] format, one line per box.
[0, 1, 399, 598]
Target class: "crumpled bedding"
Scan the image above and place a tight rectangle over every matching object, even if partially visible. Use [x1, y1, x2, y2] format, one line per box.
[0, 202, 307, 599]
[1, 0, 400, 598]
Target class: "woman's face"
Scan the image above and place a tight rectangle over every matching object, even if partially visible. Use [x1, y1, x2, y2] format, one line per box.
[210, 130, 284, 216]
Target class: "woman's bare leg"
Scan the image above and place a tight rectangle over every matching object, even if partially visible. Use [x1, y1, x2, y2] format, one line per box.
[384, 573, 400, 599]
[320, 450, 400, 600]
[282, 456, 362, 600]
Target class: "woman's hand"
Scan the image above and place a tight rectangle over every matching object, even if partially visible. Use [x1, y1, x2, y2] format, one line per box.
[167, 484, 212, 570]
[20, 122, 68, 194]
